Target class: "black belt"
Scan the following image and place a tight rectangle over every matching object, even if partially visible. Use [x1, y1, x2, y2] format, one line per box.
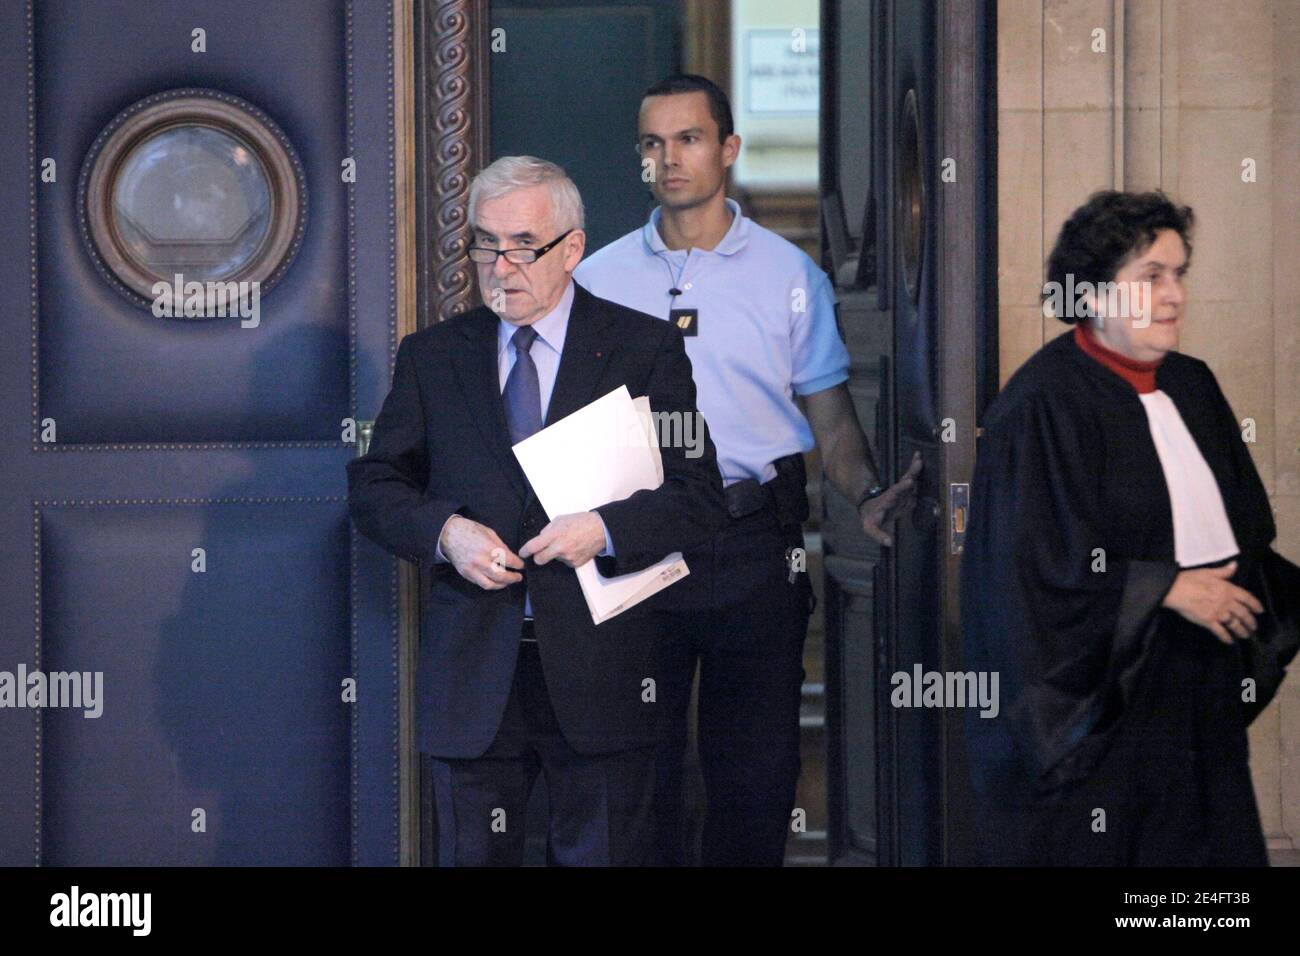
[723, 477, 773, 519]
[723, 453, 808, 525]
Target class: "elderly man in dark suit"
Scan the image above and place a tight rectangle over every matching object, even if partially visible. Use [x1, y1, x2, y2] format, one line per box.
[347, 155, 723, 866]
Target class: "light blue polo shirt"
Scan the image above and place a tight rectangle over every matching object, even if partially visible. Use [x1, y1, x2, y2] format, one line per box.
[574, 197, 849, 484]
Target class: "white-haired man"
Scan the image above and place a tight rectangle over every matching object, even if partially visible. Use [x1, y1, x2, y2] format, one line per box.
[348, 156, 724, 865]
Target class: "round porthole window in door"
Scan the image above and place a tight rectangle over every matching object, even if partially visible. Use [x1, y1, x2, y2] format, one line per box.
[79, 87, 307, 315]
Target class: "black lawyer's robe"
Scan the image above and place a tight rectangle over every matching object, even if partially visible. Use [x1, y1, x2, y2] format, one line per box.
[960, 329, 1296, 866]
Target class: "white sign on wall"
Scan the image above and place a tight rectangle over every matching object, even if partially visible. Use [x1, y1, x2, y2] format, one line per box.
[743, 29, 821, 115]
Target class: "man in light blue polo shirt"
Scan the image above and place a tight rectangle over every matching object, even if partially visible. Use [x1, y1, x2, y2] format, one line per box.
[574, 74, 921, 866]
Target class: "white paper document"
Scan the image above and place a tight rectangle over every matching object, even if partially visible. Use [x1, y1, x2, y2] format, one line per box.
[512, 385, 689, 625]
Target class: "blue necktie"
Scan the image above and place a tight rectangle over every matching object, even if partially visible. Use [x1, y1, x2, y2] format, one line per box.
[503, 325, 541, 620]
[503, 325, 542, 443]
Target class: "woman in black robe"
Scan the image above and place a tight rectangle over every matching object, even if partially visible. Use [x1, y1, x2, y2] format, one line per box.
[961, 190, 1297, 866]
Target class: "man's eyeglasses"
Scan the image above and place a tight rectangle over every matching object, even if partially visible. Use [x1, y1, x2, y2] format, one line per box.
[467, 230, 573, 265]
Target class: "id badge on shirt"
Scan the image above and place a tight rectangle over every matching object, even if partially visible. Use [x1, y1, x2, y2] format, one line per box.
[670, 308, 699, 337]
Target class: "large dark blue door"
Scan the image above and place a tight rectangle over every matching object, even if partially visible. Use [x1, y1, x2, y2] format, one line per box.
[0, 0, 404, 865]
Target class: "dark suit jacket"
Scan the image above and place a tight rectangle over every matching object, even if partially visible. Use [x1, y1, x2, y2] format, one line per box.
[347, 282, 724, 758]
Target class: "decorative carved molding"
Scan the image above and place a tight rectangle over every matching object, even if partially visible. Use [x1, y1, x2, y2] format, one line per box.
[416, 0, 490, 326]
[409, 0, 488, 868]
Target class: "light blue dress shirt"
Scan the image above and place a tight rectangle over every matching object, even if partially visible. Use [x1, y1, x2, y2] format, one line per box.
[574, 197, 850, 485]
[497, 278, 573, 423]
[434, 280, 610, 617]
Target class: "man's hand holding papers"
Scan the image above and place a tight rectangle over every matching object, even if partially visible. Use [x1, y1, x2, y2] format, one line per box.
[512, 385, 692, 624]
[520, 512, 608, 569]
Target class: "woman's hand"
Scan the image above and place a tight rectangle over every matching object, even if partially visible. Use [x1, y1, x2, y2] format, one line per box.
[1161, 560, 1265, 645]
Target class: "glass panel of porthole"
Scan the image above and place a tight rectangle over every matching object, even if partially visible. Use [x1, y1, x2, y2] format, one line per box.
[111, 124, 273, 281]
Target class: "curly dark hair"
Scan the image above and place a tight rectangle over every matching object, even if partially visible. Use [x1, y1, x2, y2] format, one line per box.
[1044, 190, 1195, 323]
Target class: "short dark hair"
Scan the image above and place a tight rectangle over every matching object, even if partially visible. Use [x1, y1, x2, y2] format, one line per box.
[1044, 190, 1195, 324]
[642, 73, 734, 142]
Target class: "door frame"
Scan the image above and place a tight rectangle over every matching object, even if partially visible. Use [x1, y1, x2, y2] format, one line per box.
[406, 0, 492, 866]
[934, 0, 997, 866]
[819, 0, 997, 866]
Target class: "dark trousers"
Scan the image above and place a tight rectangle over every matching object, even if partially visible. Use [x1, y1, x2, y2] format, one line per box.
[429, 639, 656, 866]
[654, 508, 813, 866]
